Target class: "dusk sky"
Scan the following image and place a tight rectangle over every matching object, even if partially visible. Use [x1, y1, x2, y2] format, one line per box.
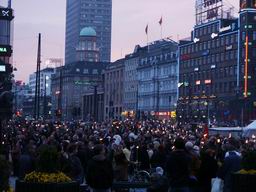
[1, 0, 239, 82]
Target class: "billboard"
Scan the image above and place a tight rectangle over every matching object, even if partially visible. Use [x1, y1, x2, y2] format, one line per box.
[0, 45, 12, 57]
[0, 8, 14, 21]
[196, 0, 223, 25]
[240, 0, 256, 9]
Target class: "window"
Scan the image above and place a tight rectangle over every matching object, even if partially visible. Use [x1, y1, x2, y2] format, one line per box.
[221, 37, 225, 46]
[92, 69, 98, 74]
[253, 31, 256, 41]
[208, 41, 211, 49]
[242, 32, 246, 41]
[220, 53, 224, 61]
[216, 54, 220, 62]
[216, 39, 220, 47]
[225, 53, 229, 60]
[230, 35, 234, 44]
[83, 69, 89, 74]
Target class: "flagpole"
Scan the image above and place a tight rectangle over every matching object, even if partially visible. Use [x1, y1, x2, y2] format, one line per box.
[161, 25, 163, 39]
[147, 31, 149, 52]
[161, 16, 163, 39]
[159, 16, 163, 40]
[145, 24, 149, 52]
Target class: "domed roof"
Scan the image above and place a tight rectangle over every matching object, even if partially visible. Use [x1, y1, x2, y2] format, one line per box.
[80, 27, 96, 37]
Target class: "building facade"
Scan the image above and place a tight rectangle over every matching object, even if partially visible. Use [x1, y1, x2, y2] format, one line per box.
[104, 59, 124, 120]
[51, 61, 106, 120]
[123, 45, 146, 117]
[65, 0, 112, 64]
[0, 3, 14, 120]
[137, 40, 178, 119]
[76, 27, 100, 62]
[29, 67, 55, 97]
[177, 0, 256, 126]
[83, 90, 104, 122]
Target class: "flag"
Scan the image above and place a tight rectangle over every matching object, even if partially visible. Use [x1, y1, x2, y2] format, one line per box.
[145, 24, 148, 35]
[159, 17, 163, 26]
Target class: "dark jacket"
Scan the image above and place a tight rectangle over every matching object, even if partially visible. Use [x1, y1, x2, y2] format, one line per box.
[68, 154, 84, 183]
[198, 152, 218, 192]
[219, 151, 242, 192]
[166, 150, 192, 188]
[18, 154, 34, 179]
[86, 154, 113, 189]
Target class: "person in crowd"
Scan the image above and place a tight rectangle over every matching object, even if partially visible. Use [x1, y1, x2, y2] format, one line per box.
[67, 144, 84, 184]
[198, 148, 218, 192]
[218, 138, 242, 192]
[113, 150, 129, 181]
[86, 144, 113, 192]
[18, 145, 35, 179]
[166, 137, 192, 192]
[148, 167, 169, 192]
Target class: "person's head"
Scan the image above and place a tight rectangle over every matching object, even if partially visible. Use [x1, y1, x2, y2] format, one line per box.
[185, 141, 194, 152]
[174, 137, 185, 150]
[67, 144, 78, 155]
[93, 144, 105, 156]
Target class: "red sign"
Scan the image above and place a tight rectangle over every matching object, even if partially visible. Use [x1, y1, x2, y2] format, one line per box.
[181, 54, 191, 61]
[156, 112, 170, 116]
[205, 79, 212, 84]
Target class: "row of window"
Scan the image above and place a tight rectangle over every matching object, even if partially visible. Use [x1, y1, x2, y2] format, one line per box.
[181, 34, 238, 54]
[140, 52, 177, 65]
[181, 50, 238, 68]
[105, 70, 124, 80]
[181, 66, 239, 82]
[194, 23, 219, 37]
[180, 81, 237, 95]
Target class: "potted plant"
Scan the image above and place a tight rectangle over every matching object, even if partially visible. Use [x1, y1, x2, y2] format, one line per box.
[15, 145, 79, 192]
[232, 150, 256, 192]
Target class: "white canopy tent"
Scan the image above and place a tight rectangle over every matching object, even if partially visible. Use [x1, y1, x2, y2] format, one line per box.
[243, 120, 256, 137]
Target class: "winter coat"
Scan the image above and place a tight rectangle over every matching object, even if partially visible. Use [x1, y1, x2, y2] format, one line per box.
[219, 151, 242, 192]
[86, 154, 113, 189]
[166, 150, 192, 188]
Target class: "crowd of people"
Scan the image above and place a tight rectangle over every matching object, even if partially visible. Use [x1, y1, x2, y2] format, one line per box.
[0, 118, 256, 192]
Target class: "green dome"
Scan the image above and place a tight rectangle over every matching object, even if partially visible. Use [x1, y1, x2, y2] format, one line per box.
[80, 27, 96, 37]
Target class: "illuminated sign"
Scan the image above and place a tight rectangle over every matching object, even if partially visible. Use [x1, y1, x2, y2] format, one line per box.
[226, 45, 233, 50]
[196, 80, 201, 85]
[0, 45, 12, 57]
[211, 33, 218, 39]
[205, 79, 212, 84]
[219, 25, 231, 33]
[0, 8, 14, 21]
[194, 38, 200, 43]
[194, 67, 199, 71]
[156, 112, 170, 116]
[0, 65, 6, 72]
[171, 111, 176, 118]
